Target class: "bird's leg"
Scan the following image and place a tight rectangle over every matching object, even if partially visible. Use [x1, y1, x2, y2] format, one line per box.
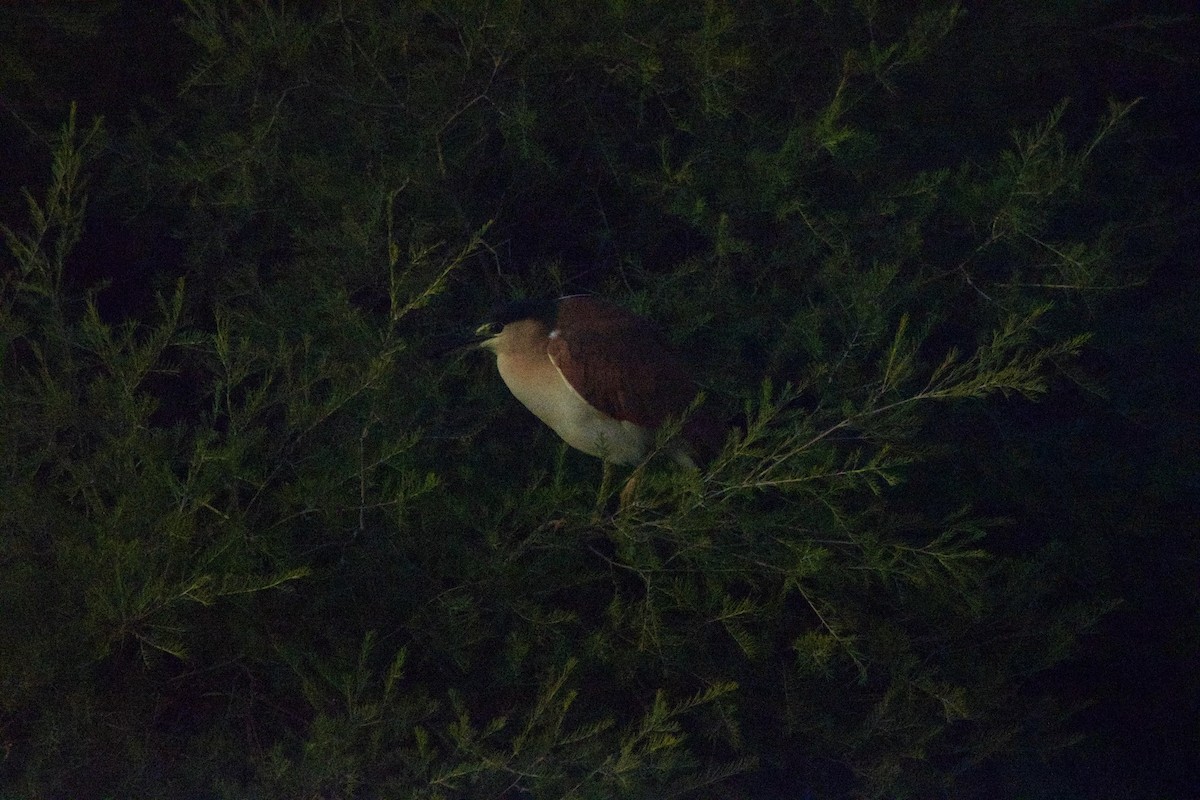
[593, 461, 615, 518]
[618, 464, 644, 512]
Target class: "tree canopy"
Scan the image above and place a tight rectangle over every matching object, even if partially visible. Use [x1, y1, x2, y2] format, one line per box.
[1, 2, 1196, 798]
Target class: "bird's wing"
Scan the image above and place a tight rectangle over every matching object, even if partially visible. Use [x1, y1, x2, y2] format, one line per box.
[546, 312, 695, 429]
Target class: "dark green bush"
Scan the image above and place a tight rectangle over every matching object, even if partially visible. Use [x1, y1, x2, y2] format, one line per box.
[2, 2, 1191, 798]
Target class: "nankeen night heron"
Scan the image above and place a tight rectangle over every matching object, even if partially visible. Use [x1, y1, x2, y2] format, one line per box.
[475, 295, 710, 468]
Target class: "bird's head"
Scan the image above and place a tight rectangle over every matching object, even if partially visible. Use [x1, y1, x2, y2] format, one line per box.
[473, 298, 558, 354]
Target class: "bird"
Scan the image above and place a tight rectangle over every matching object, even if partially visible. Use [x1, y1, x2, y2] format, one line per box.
[474, 295, 710, 467]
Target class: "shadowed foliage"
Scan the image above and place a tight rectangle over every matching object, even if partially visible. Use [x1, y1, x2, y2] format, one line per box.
[1, 2, 1196, 798]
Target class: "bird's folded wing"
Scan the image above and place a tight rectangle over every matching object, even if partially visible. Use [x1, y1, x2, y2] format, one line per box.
[547, 329, 695, 429]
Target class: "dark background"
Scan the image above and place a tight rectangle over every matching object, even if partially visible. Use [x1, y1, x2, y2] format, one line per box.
[1, 2, 1197, 798]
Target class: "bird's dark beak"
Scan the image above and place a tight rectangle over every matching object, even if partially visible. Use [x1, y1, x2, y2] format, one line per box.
[473, 322, 500, 338]
[432, 323, 499, 358]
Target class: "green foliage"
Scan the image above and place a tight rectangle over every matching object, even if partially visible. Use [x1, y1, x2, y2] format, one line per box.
[1, 2, 1179, 799]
